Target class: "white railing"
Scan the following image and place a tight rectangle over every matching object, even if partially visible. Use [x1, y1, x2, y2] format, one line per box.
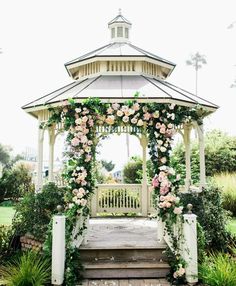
[91, 184, 156, 217]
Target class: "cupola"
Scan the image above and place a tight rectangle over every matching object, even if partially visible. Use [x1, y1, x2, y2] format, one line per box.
[108, 9, 132, 43]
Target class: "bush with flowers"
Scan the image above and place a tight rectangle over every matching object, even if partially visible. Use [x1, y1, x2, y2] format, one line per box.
[42, 97, 206, 284]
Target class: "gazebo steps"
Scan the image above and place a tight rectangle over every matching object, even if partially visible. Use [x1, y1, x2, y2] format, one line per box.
[82, 261, 170, 279]
[80, 247, 169, 279]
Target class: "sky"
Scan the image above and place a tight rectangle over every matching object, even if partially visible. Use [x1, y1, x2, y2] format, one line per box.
[0, 0, 236, 171]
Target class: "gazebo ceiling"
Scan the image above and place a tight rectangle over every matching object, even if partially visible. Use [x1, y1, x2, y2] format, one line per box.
[22, 75, 218, 117]
[22, 11, 219, 119]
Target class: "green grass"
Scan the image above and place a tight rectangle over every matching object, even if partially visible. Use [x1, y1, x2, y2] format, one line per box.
[0, 207, 15, 225]
[227, 218, 236, 235]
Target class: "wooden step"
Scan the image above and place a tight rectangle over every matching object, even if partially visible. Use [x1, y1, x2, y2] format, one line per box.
[80, 247, 167, 263]
[82, 261, 170, 279]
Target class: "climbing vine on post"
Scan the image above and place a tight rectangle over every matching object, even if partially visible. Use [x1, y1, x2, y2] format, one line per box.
[42, 97, 205, 285]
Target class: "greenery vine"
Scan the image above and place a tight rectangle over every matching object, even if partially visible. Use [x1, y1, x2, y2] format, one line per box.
[42, 96, 206, 285]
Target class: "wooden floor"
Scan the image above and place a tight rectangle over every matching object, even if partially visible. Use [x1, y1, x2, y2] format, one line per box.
[81, 217, 164, 249]
[81, 279, 170, 286]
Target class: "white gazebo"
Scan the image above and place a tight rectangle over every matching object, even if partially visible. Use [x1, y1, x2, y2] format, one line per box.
[22, 11, 219, 284]
[23, 11, 218, 197]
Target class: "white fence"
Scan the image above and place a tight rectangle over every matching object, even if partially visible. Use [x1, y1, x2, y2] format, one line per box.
[91, 184, 155, 217]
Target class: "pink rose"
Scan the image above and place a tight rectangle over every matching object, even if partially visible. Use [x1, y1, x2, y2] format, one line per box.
[173, 207, 183, 215]
[152, 175, 159, 187]
[71, 137, 80, 146]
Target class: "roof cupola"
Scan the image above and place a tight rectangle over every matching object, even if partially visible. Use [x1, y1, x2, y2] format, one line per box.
[108, 9, 132, 43]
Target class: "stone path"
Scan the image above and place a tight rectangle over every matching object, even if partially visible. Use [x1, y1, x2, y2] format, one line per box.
[81, 278, 170, 286]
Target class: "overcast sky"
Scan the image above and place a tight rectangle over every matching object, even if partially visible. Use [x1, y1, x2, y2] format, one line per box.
[0, 0, 236, 170]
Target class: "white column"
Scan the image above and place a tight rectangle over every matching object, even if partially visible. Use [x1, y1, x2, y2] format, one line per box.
[183, 124, 192, 191]
[196, 123, 206, 189]
[182, 213, 198, 283]
[48, 126, 56, 182]
[157, 216, 165, 244]
[51, 213, 65, 285]
[140, 134, 148, 217]
[91, 189, 97, 217]
[37, 124, 44, 191]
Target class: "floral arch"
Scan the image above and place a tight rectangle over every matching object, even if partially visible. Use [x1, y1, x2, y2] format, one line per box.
[42, 96, 206, 282]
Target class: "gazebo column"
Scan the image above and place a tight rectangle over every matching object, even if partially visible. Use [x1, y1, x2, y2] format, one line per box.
[195, 122, 206, 189]
[140, 133, 148, 217]
[37, 123, 44, 191]
[183, 123, 192, 191]
[48, 125, 56, 182]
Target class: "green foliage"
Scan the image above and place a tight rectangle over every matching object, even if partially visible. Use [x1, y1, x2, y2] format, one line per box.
[180, 183, 231, 251]
[13, 182, 65, 240]
[0, 225, 13, 262]
[0, 251, 50, 286]
[0, 144, 11, 166]
[171, 130, 236, 183]
[123, 156, 143, 183]
[199, 252, 236, 286]
[214, 172, 236, 216]
[101, 159, 115, 172]
[0, 163, 34, 203]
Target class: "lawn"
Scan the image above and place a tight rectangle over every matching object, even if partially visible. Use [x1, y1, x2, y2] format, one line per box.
[227, 217, 236, 235]
[0, 207, 15, 225]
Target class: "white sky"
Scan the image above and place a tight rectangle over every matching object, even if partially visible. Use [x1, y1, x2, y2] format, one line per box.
[0, 0, 236, 171]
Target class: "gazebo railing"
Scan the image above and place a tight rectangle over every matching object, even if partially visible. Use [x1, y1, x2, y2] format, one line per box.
[91, 184, 155, 217]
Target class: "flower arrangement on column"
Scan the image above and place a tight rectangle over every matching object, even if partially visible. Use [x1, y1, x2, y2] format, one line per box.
[42, 96, 205, 284]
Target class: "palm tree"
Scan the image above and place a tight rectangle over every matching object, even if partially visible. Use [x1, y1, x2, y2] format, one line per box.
[186, 52, 207, 95]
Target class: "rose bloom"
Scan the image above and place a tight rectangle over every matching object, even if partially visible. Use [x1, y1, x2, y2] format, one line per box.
[173, 206, 183, 215]
[157, 140, 163, 146]
[75, 118, 82, 125]
[85, 154, 92, 162]
[82, 116, 88, 123]
[112, 103, 120, 110]
[75, 108, 81, 113]
[155, 122, 161, 129]
[87, 140, 93, 146]
[129, 108, 135, 115]
[143, 112, 151, 121]
[153, 111, 160, 118]
[121, 105, 129, 112]
[132, 103, 140, 111]
[123, 116, 129, 123]
[169, 103, 175, 110]
[106, 115, 115, 125]
[88, 119, 94, 127]
[72, 189, 78, 195]
[168, 123, 173, 129]
[152, 175, 159, 187]
[131, 117, 138, 124]
[71, 137, 80, 147]
[160, 146, 167, 152]
[160, 157, 167, 164]
[85, 146, 91, 153]
[160, 127, 166, 134]
[63, 107, 68, 113]
[137, 119, 144, 126]
[107, 107, 114, 114]
[80, 135, 88, 144]
[159, 195, 166, 201]
[160, 185, 169, 195]
[117, 110, 124, 117]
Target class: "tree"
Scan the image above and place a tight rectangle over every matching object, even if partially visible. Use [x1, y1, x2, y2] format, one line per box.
[171, 129, 236, 183]
[0, 144, 11, 166]
[186, 52, 207, 95]
[0, 162, 34, 202]
[101, 160, 115, 172]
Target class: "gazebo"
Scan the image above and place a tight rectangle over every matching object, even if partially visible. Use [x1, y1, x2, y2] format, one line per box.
[22, 11, 218, 284]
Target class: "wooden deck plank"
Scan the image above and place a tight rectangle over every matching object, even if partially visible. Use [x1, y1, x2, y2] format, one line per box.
[81, 279, 170, 286]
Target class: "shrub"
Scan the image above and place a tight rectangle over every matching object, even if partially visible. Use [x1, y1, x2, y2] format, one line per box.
[214, 172, 236, 216]
[0, 162, 34, 203]
[199, 252, 236, 286]
[180, 183, 231, 251]
[170, 129, 236, 183]
[0, 225, 13, 262]
[13, 182, 65, 241]
[0, 251, 50, 286]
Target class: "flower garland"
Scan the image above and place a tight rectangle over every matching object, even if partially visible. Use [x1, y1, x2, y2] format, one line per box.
[43, 97, 205, 285]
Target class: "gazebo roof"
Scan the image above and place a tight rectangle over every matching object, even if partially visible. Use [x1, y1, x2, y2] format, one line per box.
[65, 42, 176, 68]
[22, 75, 218, 116]
[22, 11, 219, 118]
